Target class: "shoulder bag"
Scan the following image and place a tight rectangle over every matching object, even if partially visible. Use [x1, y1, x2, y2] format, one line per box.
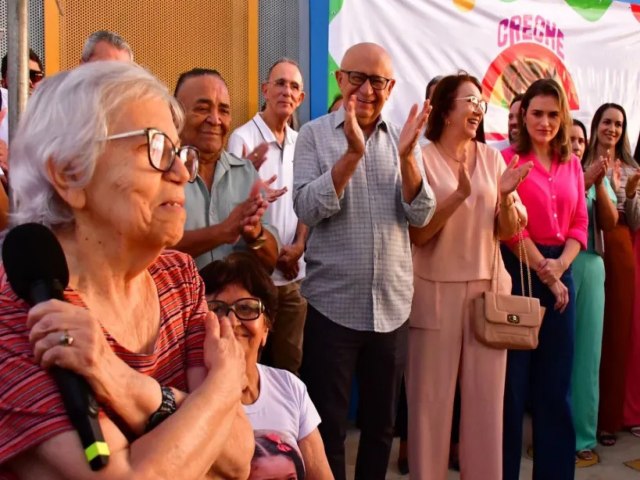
[473, 224, 545, 350]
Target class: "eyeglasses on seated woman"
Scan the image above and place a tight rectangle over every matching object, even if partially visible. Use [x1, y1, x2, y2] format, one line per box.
[200, 252, 334, 480]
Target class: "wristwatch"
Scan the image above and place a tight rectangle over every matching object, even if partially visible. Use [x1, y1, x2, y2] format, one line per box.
[145, 386, 177, 432]
[247, 226, 267, 250]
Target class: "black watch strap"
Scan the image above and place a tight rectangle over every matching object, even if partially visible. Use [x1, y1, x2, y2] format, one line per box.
[145, 386, 177, 433]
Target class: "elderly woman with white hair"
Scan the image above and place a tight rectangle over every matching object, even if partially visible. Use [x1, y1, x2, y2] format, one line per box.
[0, 61, 255, 479]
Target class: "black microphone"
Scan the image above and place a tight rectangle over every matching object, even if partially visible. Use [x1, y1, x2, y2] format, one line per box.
[2, 223, 109, 471]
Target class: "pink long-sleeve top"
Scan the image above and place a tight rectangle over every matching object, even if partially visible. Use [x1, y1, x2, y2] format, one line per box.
[501, 146, 588, 250]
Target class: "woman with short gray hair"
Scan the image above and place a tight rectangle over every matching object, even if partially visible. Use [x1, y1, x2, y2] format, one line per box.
[0, 61, 253, 479]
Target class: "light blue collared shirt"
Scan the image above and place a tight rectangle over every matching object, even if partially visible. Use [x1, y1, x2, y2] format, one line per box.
[184, 150, 279, 270]
[293, 109, 436, 332]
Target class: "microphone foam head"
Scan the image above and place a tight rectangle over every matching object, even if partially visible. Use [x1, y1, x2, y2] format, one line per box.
[2, 223, 70, 302]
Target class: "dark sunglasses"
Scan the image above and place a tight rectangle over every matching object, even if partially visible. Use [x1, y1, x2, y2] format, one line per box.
[30, 70, 44, 84]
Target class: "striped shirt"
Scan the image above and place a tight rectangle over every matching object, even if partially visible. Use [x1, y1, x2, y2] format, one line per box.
[0, 250, 206, 471]
[293, 109, 436, 332]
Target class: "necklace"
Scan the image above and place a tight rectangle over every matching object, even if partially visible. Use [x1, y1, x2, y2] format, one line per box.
[435, 142, 467, 163]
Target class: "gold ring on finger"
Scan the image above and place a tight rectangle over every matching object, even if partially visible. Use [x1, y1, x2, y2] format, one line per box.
[59, 329, 74, 347]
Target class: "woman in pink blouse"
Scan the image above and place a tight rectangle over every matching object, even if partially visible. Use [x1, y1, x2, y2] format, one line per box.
[406, 72, 530, 480]
[501, 79, 588, 480]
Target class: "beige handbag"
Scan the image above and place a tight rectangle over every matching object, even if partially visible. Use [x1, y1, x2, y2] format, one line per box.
[473, 226, 546, 350]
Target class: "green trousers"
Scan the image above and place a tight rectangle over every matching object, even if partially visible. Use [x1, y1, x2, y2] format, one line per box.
[571, 251, 605, 451]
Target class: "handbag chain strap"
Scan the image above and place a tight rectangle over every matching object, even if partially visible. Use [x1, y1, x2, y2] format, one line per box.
[492, 217, 534, 297]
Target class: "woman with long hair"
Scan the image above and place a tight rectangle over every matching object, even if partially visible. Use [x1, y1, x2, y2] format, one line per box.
[583, 103, 640, 446]
[569, 118, 618, 465]
[407, 72, 530, 480]
[501, 79, 588, 480]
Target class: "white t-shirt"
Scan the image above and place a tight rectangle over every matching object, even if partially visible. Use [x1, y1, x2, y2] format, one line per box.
[244, 364, 321, 442]
[227, 113, 305, 286]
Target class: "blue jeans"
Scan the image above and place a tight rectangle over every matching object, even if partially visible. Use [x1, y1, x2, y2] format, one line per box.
[501, 244, 576, 480]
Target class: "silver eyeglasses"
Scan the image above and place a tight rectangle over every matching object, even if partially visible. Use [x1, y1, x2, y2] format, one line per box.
[455, 95, 488, 114]
[103, 128, 199, 182]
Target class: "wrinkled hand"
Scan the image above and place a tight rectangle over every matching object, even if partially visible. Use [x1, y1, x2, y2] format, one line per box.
[398, 100, 431, 159]
[625, 167, 640, 199]
[222, 180, 269, 244]
[242, 142, 269, 170]
[240, 180, 269, 242]
[203, 311, 247, 394]
[536, 257, 566, 286]
[500, 155, 532, 195]
[548, 279, 569, 313]
[262, 174, 287, 203]
[456, 156, 472, 199]
[344, 94, 365, 156]
[276, 244, 303, 280]
[26, 299, 119, 404]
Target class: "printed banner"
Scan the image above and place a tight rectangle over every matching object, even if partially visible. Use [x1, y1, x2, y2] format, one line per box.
[328, 0, 640, 147]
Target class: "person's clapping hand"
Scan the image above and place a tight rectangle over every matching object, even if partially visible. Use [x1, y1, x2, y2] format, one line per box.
[261, 175, 287, 203]
[242, 142, 269, 170]
[398, 100, 431, 159]
[221, 180, 269, 244]
[344, 94, 365, 157]
[625, 167, 640, 200]
[203, 310, 247, 395]
[500, 155, 533, 195]
[240, 180, 269, 242]
[584, 156, 607, 188]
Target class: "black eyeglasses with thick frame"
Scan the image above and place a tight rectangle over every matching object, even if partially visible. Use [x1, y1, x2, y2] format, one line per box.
[207, 298, 265, 321]
[340, 70, 392, 91]
[103, 128, 199, 182]
[455, 95, 488, 114]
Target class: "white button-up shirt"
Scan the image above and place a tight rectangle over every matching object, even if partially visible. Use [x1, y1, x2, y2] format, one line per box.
[228, 113, 305, 286]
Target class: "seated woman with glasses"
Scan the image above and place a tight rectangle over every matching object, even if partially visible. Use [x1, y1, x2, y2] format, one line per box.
[0, 61, 254, 479]
[406, 72, 531, 480]
[200, 252, 334, 480]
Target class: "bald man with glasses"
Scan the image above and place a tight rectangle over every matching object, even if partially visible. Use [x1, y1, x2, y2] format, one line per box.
[293, 42, 436, 480]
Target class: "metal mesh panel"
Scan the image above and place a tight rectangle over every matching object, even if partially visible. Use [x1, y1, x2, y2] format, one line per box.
[0, 0, 46, 75]
[258, 0, 300, 104]
[56, 0, 251, 128]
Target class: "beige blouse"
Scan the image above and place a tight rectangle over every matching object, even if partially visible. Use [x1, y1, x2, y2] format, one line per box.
[413, 142, 525, 288]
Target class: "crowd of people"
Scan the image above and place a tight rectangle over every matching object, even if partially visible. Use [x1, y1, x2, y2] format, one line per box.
[0, 29, 638, 480]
